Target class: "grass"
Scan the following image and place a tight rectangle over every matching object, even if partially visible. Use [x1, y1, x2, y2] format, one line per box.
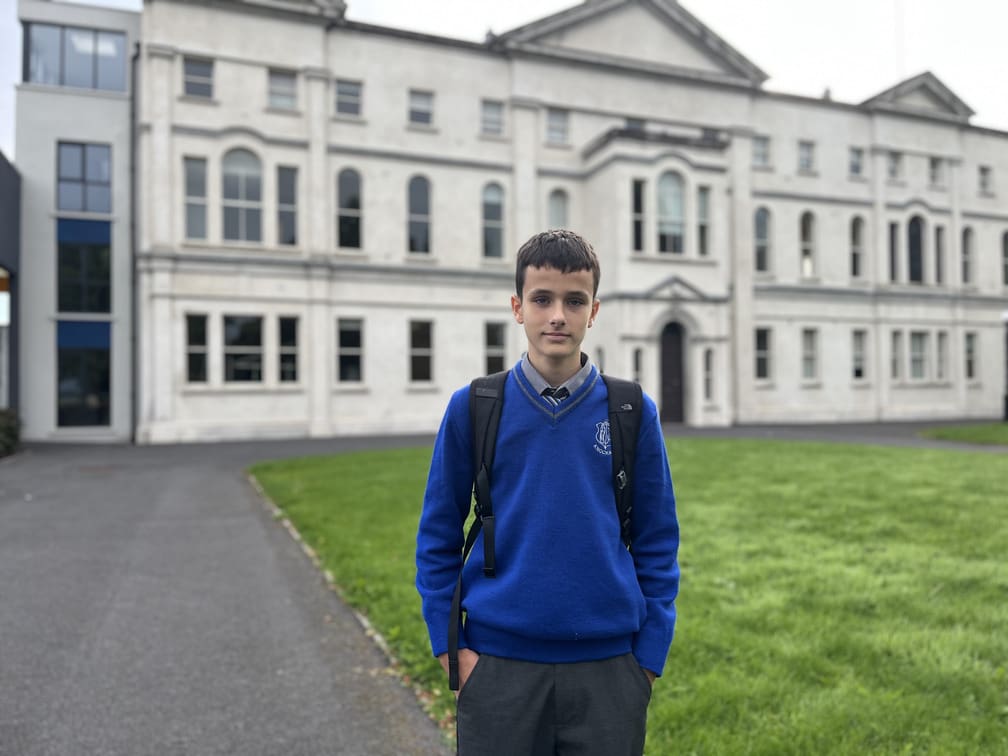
[920, 422, 1008, 446]
[250, 438, 1008, 755]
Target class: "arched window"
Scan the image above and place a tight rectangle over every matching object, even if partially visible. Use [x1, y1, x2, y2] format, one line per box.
[337, 168, 361, 249]
[800, 211, 816, 278]
[222, 148, 261, 242]
[408, 175, 430, 253]
[547, 188, 568, 229]
[907, 216, 924, 284]
[850, 216, 865, 278]
[482, 183, 504, 258]
[961, 227, 974, 285]
[657, 172, 684, 253]
[754, 207, 771, 272]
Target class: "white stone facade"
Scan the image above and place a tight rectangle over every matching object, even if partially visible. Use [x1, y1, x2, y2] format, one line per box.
[16, 0, 1008, 442]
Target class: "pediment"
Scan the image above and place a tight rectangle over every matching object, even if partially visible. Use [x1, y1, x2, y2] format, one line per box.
[494, 0, 766, 87]
[861, 71, 973, 123]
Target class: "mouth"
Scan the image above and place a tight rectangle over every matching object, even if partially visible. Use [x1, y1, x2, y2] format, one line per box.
[544, 332, 569, 341]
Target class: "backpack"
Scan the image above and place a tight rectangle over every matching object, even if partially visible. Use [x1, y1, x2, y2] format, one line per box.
[447, 369, 644, 689]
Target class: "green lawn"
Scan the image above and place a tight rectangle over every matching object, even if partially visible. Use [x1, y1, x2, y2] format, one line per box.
[920, 422, 1008, 446]
[250, 438, 1008, 755]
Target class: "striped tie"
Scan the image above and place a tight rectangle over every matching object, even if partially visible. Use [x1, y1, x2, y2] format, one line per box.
[541, 387, 569, 406]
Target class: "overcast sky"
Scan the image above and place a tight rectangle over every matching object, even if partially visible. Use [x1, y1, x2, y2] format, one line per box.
[2, 0, 1007, 159]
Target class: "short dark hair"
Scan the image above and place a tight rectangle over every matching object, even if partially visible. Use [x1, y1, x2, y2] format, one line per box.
[514, 229, 601, 298]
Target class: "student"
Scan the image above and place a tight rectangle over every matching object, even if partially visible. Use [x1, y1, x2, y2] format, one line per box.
[415, 229, 679, 756]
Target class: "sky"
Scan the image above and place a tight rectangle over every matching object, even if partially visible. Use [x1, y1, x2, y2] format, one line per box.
[2, 0, 1008, 159]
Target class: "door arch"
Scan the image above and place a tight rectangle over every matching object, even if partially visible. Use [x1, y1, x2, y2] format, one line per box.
[660, 322, 685, 422]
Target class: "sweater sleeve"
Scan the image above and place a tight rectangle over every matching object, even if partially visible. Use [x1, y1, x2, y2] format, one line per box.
[415, 388, 475, 657]
[628, 395, 680, 676]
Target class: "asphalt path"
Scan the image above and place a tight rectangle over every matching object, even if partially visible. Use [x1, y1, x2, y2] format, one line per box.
[0, 435, 449, 756]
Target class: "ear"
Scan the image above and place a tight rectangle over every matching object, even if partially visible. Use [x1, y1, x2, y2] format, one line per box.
[588, 298, 600, 326]
[511, 294, 524, 324]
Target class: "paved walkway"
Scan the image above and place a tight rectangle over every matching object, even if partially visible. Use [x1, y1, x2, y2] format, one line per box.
[0, 435, 449, 756]
[0, 422, 1001, 755]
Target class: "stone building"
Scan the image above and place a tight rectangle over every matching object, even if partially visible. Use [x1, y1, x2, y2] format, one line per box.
[15, 0, 1008, 442]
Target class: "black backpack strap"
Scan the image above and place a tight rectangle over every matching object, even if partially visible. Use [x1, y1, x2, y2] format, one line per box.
[447, 369, 508, 690]
[602, 375, 644, 550]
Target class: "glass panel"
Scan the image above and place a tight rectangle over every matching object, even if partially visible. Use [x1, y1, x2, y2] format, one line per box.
[186, 314, 207, 346]
[339, 320, 362, 348]
[57, 339, 111, 426]
[58, 245, 84, 312]
[483, 227, 502, 258]
[339, 216, 361, 248]
[410, 321, 431, 349]
[86, 144, 111, 182]
[409, 176, 429, 214]
[408, 221, 429, 253]
[64, 28, 94, 89]
[186, 203, 206, 239]
[244, 208, 261, 242]
[338, 355, 362, 382]
[411, 355, 431, 381]
[185, 158, 206, 197]
[187, 352, 207, 383]
[244, 174, 261, 203]
[336, 80, 361, 115]
[280, 354, 297, 382]
[222, 172, 240, 200]
[58, 181, 84, 212]
[548, 190, 568, 228]
[277, 167, 296, 205]
[339, 170, 361, 210]
[223, 206, 241, 240]
[278, 211, 296, 245]
[485, 322, 504, 347]
[86, 185, 111, 214]
[28, 24, 61, 85]
[279, 317, 297, 346]
[482, 185, 503, 221]
[269, 70, 296, 109]
[59, 143, 83, 179]
[224, 316, 261, 347]
[225, 353, 262, 382]
[95, 31, 125, 91]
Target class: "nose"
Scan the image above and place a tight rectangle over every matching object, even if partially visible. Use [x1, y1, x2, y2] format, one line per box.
[549, 304, 566, 327]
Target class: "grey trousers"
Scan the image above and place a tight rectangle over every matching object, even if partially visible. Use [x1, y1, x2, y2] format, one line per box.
[455, 653, 652, 756]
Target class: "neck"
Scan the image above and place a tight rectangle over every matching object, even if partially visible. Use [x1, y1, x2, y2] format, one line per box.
[528, 353, 582, 386]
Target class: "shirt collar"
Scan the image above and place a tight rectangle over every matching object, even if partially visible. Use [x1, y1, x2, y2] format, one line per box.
[520, 352, 593, 396]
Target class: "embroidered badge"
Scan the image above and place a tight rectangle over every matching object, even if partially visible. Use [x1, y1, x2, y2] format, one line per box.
[594, 420, 612, 456]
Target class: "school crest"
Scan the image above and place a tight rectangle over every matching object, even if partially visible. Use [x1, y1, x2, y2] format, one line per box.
[594, 420, 612, 456]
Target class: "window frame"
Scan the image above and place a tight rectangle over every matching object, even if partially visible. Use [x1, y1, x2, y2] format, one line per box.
[485, 321, 507, 375]
[409, 320, 433, 383]
[408, 175, 431, 254]
[408, 89, 434, 126]
[480, 99, 505, 136]
[850, 216, 864, 279]
[547, 188, 569, 229]
[335, 79, 362, 117]
[221, 148, 262, 243]
[337, 168, 362, 250]
[799, 211, 816, 278]
[57, 141, 111, 214]
[183, 156, 207, 240]
[276, 165, 297, 246]
[657, 172, 684, 254]
[797, 140, 815, 173]
[752, 135, 770, 168]
[697, 186, 710, 257]
[337, 318, 363, 383]
[909, 331, 929, 381]
[545, 108, 569, 145]
[24, 22, 127, 92]
[185, 313, 208, 383]
[482, 182, 504, 259]
[848, 147, 864, 177]
[267, 68, 297, 110]
[852, 329, 867, 381]
[278, 315, 298, 383]
[183, 56, 214, 99]
[222, 314, 263, 383]
[632, 179, 646, 253]
[754, 327, 772, 381]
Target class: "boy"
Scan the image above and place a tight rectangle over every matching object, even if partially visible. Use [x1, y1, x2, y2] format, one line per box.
[415, 229, 679, 755]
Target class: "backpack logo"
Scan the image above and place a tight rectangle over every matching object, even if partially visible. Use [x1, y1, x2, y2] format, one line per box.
[594, 420, 612, 456]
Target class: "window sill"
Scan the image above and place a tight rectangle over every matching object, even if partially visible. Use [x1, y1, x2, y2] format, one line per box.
[177, 94, 219, 106]
[799, 276, 821, 284]
[797, 169, 818, 177]
[751, 164, 774, 173]
[848, 174, 868, 183]
[480, 257, 510, 267]
[479, 132, 510, 143]
[264, 106, 302, 117]
[928, 183, 947, 192]
[891, 381, 956, 390]
[544, 141, 572, 150]
[886, 178, 906, 188]
[18, 81, 129, 99]
[407, 384, 440, 394]
[183, 383, 305, 395]
[335, 247, 367, 257]
[407, 123, 438, 134]
[51, 209, 116, 221]
[851, 380, 872, 390]
[333, 384, 369, 394]
[405, 253, 437, 263]
[754, 381, 775, 390]
[979, 191, 996, 199]
[801, 381, 822, 390]
[332, 113, 365, 125]
[51, 312, 114, 322]
[636, 254, 717, 266]
[966, 381, 983, 390]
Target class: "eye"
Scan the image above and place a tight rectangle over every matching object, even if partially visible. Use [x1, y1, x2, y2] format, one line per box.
[532, 296, 550, 306]
[566, 298, 586, 307]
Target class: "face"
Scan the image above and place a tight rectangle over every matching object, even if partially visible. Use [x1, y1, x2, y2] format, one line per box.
[511, 265, 600, 376]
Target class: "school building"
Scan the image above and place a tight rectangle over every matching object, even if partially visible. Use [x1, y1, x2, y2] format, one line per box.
[13, 0, 1008, 442]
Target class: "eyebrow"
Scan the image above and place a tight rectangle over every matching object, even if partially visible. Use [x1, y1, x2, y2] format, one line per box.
[526, 288, 591, 299]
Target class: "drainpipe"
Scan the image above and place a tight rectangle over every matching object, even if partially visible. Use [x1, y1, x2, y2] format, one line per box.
[129, 40, 140, 444]
[1002, 311, 1008, 421]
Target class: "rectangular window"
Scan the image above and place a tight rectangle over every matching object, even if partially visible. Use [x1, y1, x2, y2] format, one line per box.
[481, 99, 504, 136]
[631, 179, 645, 252]
[849, 147, 864, 177]
[183, 57, 213, 99]
[888, 222, 899, 282]
[184, 157, 206, 239]
[936, 331, 948, 381]
[891, 330, 903, 381]
[268, 69, 297, 110]
[25, 23, 126, 92]
[335, 79, 362, 116]
[979, 165, 992, 194]
[277, 166, 297, 246]
[703, 348, 713, 401]
[890, 153, 905, 181]
[910, 331, 929, 380]
[934, 226, 945, 285]
[408, 89, 433, 125]
[929, 156, 944, 186]
[964, 332, 977, 380]
[801, 328, 818, 381]
[752, 136, 770, 167]
[278, 316, 298, 382]
[56, 320, 110, 427]
[337, 169, 362, 249]
[754, 328, 771, 380]
[798, 140, 815, 172]
[852, 330, 867, 380]
[485, 322, 506, 375]
[410, 320, 433, 382]
[546, 108, 569, 145]
[337, 318, 363, 382]
[57, 219, 111, 314]
[697, 186, 710, 257]
[58, 142, 111, 213]
[186, 313, 207, 383]
[223, 315, 262, 382]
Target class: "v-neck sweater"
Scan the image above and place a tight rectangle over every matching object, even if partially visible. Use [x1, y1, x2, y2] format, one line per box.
[416, 360, 680, 675]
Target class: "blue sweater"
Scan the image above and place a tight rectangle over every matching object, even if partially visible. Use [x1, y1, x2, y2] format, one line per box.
[415, 362, 680, 675]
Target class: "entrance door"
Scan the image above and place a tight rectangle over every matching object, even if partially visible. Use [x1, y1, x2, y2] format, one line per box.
[660, 323, 685, 422]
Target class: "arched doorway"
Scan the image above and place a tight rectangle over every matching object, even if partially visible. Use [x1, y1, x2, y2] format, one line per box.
[660, 322, 685, 422]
